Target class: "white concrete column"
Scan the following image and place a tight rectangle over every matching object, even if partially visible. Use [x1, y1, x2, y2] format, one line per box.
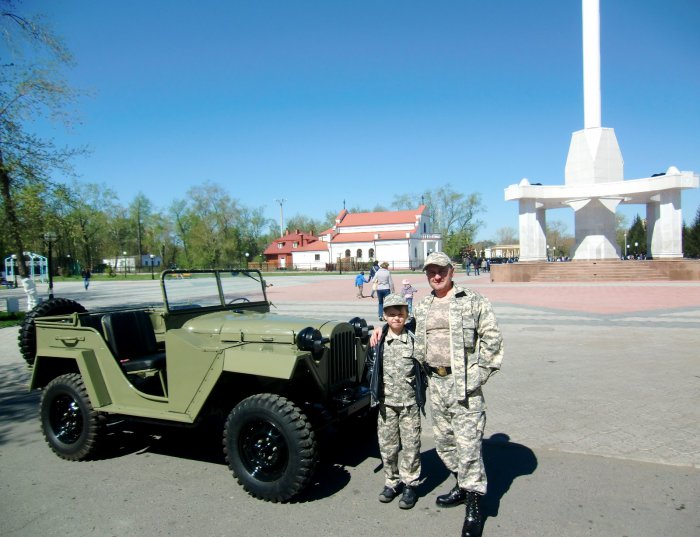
[517, 199, 547, 261]
[582, 0, 601, 129]
[648, 190, 684, 258]
[568, 197, 621, 259]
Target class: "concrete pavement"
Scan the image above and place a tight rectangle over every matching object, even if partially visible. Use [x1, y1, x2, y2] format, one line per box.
[0, 273, 698, 536]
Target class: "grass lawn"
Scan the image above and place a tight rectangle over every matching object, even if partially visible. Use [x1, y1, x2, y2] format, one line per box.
[0, 311, 24, 328]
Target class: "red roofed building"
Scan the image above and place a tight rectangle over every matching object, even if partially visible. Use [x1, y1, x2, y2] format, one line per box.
[321, 205, 441, 269]
[262, 206, 441, 270]
[263, 230, 325, 269]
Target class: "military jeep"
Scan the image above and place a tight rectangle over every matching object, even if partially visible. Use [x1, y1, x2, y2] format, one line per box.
[24, 269, 372, 502]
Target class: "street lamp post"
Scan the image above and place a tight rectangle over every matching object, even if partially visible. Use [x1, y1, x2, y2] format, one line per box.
[623, 231, 627, 258]
[634, 242, 639, 258]
[150, 254, 155, 280]
[44, 231, 57, 299]
[123, 251, 127, 278]
[244, 252, 249, 268]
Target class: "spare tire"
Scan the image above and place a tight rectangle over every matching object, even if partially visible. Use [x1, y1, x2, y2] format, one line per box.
[18, 298, 87, 366]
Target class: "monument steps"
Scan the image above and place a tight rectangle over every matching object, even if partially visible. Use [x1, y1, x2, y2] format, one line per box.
[528, 261, 665, 282]
[490, 260, 700, 282]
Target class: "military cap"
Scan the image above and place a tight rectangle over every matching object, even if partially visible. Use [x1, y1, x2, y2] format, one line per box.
[423, 251, 453, 269]
[382, 293, 408, 310]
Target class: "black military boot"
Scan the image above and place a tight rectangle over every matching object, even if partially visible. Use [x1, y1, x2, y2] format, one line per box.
[398, 486, 417, 510]
[435, 484, 467, 507]
[461, 491, 483, 537]
[378, 484, 402, 503]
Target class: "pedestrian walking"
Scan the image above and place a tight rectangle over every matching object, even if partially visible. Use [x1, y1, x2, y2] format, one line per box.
[81, 268, 91, 290]
[374, 262, 394, 320]
[368, 260, 380, 298]
[355, 271, 367, 298]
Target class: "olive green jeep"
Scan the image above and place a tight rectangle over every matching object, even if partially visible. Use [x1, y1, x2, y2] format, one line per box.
[22, 269, 373, 502]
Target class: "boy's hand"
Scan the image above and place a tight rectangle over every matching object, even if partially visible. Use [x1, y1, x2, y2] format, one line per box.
[369, 325, 383, 347]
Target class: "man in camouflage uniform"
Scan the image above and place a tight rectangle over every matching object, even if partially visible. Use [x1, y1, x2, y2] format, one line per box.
[367, 294, 424, 510]
[371, 252, 503, 536]
[417, 252, 503, 537]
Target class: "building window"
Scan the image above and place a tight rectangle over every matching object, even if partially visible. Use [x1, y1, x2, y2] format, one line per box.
[414, 247, 418, 257]
[314, 254, 320, 261]
[277, 243, 283, 249]
[293, 242, 298, 248]
[423, 223, 426, 233]
[344, 249, 351, 258]
[369, 248, 375, 259]
[356, 249, 363, 259]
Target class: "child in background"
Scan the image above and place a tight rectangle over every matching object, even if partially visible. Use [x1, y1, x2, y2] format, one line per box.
[366, 294, 425, 510]
[401, 279, 418, 317]
[355, 271, 367, 298]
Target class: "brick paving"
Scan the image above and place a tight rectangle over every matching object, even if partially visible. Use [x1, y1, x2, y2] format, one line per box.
[267, 272, 700, 315]
[1, 273, 699, 469]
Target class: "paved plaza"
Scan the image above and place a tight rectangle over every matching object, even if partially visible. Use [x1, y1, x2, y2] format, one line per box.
[0, 272, 698, 536]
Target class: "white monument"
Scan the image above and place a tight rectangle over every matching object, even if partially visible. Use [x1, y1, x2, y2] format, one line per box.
[505, 0, 698, 261]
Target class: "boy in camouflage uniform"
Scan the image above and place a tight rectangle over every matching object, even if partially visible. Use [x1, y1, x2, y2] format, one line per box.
[367, 293, 425, 510]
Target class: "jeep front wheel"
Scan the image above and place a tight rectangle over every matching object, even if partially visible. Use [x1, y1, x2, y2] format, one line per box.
[40, 373, 105, 461]
[224, 393, 318, 502]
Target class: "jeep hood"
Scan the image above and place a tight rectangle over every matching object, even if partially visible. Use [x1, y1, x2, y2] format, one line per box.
[182, 311, 336, 344]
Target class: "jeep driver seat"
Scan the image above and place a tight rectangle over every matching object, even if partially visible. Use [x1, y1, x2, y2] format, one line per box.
[102, 310, 167, 394]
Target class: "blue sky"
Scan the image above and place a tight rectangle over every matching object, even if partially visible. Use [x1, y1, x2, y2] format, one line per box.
[23, 0, 700, 241]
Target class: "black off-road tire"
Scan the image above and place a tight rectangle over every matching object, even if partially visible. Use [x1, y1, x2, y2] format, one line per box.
[40, 373, 106, 461]
[223, 393, 318, 502]
[18, 298, 87, 366]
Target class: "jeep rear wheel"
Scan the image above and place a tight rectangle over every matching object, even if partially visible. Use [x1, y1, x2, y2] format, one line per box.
[40, 373, 105, 461]
[224, 393, 318, 502]
[18, 298, 87, 366]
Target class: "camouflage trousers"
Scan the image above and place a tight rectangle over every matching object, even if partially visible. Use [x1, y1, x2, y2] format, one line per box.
[377, 403, 422, 488]
[429, 374, 487, 494]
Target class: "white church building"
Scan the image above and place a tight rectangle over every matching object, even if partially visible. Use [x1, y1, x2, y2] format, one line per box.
[267, 206, 442, 270]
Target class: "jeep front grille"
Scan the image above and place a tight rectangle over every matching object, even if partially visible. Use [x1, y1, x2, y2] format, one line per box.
[328, 326, 356, 388]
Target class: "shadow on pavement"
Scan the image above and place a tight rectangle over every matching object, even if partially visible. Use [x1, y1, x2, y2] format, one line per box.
[417, 448, 452, 496]
[93, 413, 381, 504]
[482, 432, 538, 519]
[0, 361, 36, 447]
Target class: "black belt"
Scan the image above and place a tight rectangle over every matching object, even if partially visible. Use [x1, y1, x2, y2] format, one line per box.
[428, 365, 452, 377]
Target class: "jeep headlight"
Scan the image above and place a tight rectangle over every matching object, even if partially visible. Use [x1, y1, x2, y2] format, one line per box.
[349, 317, 371, 343]
[297, 327, 329, 355]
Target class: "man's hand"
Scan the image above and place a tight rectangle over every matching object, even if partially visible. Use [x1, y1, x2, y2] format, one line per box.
[369, 325, 384, 347]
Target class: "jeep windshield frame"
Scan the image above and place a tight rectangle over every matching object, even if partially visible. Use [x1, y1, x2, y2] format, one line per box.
[160, 269, 269, 313]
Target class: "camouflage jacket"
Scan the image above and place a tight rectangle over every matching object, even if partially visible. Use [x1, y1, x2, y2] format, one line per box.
[413, 284, 504, 401]
[366, 324, 427, 411]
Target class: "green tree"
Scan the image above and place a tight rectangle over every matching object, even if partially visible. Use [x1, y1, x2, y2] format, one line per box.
[545, 221, 571, 259]
[1, 4, 86, 277]
[615, 213, 629, 256]
[285, 214, 325, 235]
[494, 227, 518, 245]
[169, 198, 192, 267]
[627, 214, 646, 257]
[392, 184, 484, 259]
[683, 205, 700, 258]
[57, 181, 119, 270]
[128, 193, 154, 265]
